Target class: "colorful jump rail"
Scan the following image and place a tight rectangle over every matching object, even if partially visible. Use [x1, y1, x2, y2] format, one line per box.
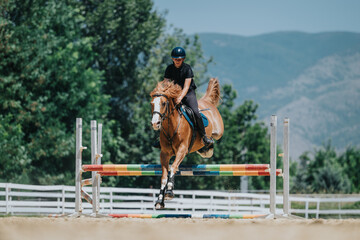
[96, 169, 282, 176]
[72, 116, 296, 219]
[82, 163, 282, 177]
[82, 164, 270, 172]
[82, 164, 282, 176]
[109, 214, 266, 219]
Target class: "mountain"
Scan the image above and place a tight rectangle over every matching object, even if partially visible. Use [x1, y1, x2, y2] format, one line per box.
[197, 32, 360, 160]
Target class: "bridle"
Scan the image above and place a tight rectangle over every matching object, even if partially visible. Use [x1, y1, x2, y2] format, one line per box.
[151, 94, 182, 155]
[151, 94, 170, 122]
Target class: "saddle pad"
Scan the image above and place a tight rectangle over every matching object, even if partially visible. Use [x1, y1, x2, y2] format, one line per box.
[181, 106, 209, 129]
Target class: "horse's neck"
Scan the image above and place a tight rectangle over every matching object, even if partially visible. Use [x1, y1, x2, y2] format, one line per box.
[162, 100, 179, 131]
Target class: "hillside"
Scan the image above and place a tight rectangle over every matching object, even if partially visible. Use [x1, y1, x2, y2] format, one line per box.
[198, 32, 360, 160]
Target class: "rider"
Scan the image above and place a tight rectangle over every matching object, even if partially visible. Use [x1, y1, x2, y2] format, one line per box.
[154, 47, 214, 148]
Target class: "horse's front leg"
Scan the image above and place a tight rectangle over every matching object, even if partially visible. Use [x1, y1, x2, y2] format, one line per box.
[165, 144, 188, 200]
[155, 151, 170, 209]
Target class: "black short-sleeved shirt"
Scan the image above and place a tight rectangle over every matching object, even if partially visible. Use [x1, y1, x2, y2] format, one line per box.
[164, 63, 196, 90]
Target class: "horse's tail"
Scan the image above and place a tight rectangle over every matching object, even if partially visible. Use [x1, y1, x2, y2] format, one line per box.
[200, 78, 221, 106]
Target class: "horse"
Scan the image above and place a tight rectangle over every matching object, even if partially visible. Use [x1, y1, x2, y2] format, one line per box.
[150, 78, 224, 209]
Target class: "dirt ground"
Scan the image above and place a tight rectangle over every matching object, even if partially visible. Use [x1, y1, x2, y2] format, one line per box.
[1, 217, 360, 240]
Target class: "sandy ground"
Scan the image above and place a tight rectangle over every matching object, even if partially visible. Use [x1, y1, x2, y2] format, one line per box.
[1, 217, 360, 240]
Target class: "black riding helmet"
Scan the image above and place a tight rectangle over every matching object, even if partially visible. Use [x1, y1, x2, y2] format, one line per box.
[171, 47, 186, 59]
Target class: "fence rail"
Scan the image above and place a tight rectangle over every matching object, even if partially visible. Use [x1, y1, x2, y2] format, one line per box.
[1, 183, 359, 218]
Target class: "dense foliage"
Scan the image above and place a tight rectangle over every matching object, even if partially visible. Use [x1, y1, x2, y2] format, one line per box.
[1, 0, 359, 193]
[291, 141, 360, 193]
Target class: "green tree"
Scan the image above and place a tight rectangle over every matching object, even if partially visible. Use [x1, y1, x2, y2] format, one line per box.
[0, 0, 109, 184]
[338, 146, 360, 192]
[291, 152, 312, 193]
[292, 142, 351, 193]
[79, 0, 165, 133]
[77, 1, 167, 189]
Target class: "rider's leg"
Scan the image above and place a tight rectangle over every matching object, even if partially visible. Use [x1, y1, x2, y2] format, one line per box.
[182, 89, 214, 147]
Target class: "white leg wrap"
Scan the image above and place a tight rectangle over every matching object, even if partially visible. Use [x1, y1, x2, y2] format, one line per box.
[161, 179, 167, 190]
[170, 169, 175, 178]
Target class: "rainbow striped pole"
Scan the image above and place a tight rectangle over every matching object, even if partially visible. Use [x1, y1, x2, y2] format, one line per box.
[82, 164, 270, 172]
[96, 169, 282, 176]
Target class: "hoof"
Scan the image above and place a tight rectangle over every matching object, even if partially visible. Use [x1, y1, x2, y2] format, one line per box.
[197, 146, 214, 158]
[164, 190, 174, 200]
[155, 202, 165, 209]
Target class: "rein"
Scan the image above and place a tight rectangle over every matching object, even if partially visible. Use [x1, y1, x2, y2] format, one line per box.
[152, 94, 181, 155]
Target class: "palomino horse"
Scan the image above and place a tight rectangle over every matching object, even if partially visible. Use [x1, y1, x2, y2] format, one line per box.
[150, 78, 224, 209]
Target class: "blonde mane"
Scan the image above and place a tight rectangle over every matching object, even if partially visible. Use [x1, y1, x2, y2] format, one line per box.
[150, 80, 182, 99]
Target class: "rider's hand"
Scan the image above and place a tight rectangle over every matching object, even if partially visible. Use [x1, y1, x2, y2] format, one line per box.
[175, 97, 182, 105]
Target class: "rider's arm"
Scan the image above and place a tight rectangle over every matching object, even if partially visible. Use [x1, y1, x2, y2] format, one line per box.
[177, 78, 192, 102]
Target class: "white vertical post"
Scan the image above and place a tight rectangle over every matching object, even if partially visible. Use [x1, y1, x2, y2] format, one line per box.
[283, 117, 290, 216]
[269, 115, 277, 217]
[228, 193, 231, 214]
[240, 176, 248, 193]
[75, 118, 83, 214]
[316, 201, 320, 219]
[91, 120, 98, 215]
[96, 123, 102, 211]
[110, 191, 113, 214]
[5, 183, 9, 215]
[62, 185, 65, 215]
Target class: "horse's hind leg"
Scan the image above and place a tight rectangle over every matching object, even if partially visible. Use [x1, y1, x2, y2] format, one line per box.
[165, 144, 187, 200]
[155, 151, 170, 209]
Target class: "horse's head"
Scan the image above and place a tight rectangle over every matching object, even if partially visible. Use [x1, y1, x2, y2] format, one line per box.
[150, 80, 182, 130]
[151, 94, 170, 130]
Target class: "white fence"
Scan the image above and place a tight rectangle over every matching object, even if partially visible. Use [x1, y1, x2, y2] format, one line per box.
[1, 183, 360, 218]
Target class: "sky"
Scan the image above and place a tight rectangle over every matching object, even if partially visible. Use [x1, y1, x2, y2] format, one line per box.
[152, 0, 360, 36]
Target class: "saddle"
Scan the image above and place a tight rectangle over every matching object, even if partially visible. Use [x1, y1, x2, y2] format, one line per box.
[179, 105, 210, 153]
[180, 105, 209, 129]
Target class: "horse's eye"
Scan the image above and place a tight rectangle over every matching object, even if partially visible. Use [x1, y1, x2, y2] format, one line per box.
[162, 102, 166, 106]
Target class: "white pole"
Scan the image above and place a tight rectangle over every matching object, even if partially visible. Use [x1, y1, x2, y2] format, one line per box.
[61, 185, 65, 215]
[269, 115, 277, 217]
[97, 123, 102, 211]
[283, 117, 290, 215]
[91, 120, 98, 215]
[75, 118, 82, 213]
[5, 183, 9, 215]
[97, 124, 102, 162]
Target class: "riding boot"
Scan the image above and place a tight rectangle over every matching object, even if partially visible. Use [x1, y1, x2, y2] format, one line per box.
[195, 113, 214, 147]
